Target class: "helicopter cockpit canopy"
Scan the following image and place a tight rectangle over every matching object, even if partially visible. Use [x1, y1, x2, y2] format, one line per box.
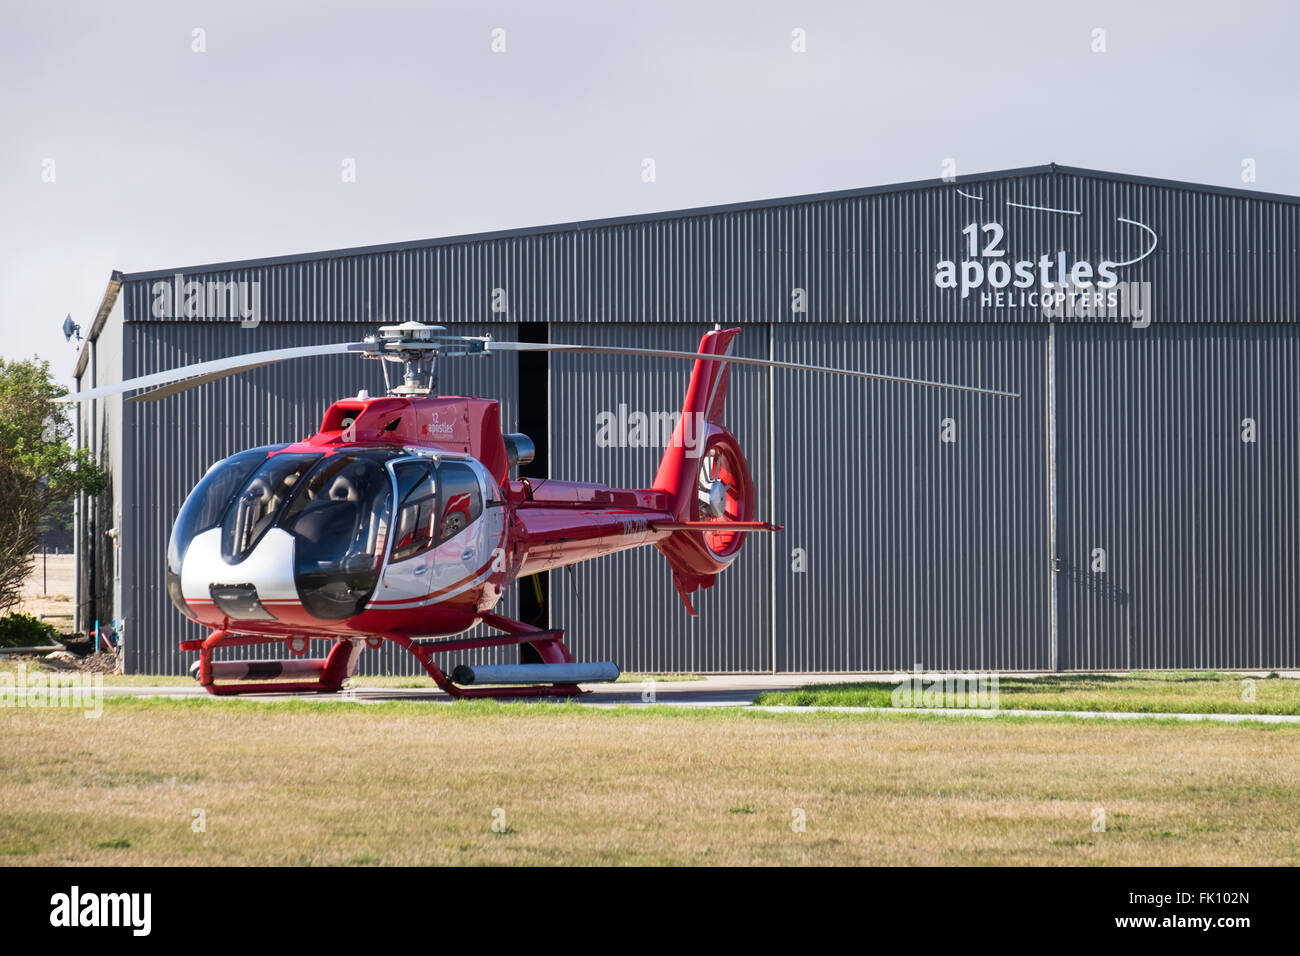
[167, 447, 400, 618]
[172, 445, 496, 620]
[167, 444, 290, 589]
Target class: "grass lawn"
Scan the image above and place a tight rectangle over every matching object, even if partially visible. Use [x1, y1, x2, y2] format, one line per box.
[755, 671, 1300, 715]
[1, 697, 1298, 865]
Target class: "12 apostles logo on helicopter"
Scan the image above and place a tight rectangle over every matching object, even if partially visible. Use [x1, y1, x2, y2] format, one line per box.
[423, 412, 459, 437]
[932, 199, 1159, 323]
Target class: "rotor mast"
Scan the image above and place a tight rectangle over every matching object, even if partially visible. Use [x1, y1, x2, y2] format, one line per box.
[356, 321, 489, 398]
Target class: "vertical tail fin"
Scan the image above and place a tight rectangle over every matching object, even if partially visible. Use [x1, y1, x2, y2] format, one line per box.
[652, 327, 740, 521]
[651, 328, 755, 615]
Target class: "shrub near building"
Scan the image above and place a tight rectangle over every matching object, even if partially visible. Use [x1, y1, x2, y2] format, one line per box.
[0, 359, 105, 615]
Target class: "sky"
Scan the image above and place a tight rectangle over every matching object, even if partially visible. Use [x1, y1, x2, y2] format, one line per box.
[2, 0, 1296, 387]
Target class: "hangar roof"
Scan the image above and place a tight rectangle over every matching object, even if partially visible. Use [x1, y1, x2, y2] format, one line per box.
[117, 163, 1300, 282]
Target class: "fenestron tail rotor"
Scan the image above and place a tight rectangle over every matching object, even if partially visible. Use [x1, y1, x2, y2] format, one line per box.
[696, 443, 749, 555]
[57, 321, 1019, 403]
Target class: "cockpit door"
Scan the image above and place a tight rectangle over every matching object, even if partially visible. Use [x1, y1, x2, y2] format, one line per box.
[375, 458, 505, 610]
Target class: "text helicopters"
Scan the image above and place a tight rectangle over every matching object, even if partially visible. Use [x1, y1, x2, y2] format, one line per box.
[66, 321, 1016, 697]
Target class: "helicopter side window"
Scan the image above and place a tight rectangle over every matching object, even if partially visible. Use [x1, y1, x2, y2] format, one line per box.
[390, 461, 438, 562]
[437, 461, 482, 543]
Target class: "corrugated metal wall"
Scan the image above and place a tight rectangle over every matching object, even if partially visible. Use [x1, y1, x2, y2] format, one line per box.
[772, 324, 1049, 671]
[121, 167, 1300, 328]
[1055, 323, 1300, 670]
[1258, 326, 1300, 668]
[111, 166, 1300, 673]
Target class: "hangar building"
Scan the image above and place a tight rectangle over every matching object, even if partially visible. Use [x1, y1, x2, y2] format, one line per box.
[74, 164, 1300, 675]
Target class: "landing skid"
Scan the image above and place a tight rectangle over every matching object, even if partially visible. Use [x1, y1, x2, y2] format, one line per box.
[183, 613, 596, 699]
[385, 613, 588, 698]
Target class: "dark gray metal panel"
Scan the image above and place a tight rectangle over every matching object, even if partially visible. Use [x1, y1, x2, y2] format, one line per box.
[121, 207, 797, 329]
[119, 164, 1300, 284]
[1054, 323, 1283, 669]
[1259, 325, 1300, 668]
[798, 172, 1300, 326]
[548, 323, 772, 672]
[574, 212, 791, 327]
[121, 168, 1300, 327]
[120, 319, 519, 676]
[772, 323, 1049, 672]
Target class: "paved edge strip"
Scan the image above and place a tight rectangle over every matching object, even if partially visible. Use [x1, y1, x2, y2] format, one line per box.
[89, 686, 1300, 722]
[739, 704, 1300, 723]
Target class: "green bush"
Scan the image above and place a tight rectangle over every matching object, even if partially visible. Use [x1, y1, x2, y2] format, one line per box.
[0, 612, 60, 648]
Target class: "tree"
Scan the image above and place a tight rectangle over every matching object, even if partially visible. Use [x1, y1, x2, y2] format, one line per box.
[0, 359, 105, 612]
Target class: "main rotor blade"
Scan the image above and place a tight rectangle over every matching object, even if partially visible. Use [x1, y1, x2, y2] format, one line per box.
[59, 343, 361, 403]
[130, 364, 273, 402]
[482, 341, 1019, 398]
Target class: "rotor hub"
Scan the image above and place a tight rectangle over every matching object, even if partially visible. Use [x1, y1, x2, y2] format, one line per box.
[354, 321, 490, 397]
[703, 478, 728, 518]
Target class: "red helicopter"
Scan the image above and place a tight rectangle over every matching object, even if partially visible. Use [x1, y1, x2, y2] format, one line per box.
[67, 322, 1014, 698]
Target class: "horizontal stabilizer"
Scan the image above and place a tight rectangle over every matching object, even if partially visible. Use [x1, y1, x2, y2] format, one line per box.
[650, 520, 783, 532]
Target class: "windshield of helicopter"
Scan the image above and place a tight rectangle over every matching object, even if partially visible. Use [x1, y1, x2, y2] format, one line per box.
[278, 449, 401, 619]
[280, 452, 396, 572]
[167, 446, 404, 620]
[168, 445, 289, 577]
[166, 444, 290, 615]
[220, 453, 324, 563]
